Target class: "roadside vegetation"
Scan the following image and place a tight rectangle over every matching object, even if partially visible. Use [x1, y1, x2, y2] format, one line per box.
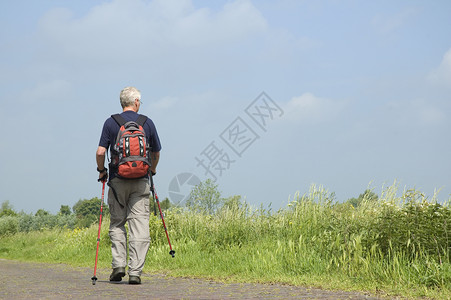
[0, 181, 449, 299]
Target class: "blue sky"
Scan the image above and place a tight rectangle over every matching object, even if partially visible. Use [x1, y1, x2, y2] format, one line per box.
[1, 0, 450, 213]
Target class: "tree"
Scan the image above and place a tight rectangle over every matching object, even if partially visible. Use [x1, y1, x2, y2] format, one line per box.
[222, 195, 242, 211]
[160, 197, 172, 210]
[186, 179, 223, 215]
[73, 197, 109, 228]
[0, 200, 17, 217]
[346, 189, 378, 208]
[59, 205, 72, 216]
[35, 209, 50, 217]
[150, 197, 172, 215]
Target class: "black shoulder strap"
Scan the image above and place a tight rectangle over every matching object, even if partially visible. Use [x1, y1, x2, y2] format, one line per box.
[111, 114, 126, 126]
[136, 114, 147, 126]
[112, 114, 147, 127]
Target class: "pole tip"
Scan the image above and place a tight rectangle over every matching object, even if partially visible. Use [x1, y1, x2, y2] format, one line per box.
[169, 250, 175, 258]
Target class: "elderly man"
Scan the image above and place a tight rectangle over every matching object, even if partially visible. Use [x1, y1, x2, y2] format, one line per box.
[96, 86, 161, 284]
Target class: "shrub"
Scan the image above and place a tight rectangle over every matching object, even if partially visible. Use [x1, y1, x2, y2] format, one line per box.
[0, 216, 19, 236]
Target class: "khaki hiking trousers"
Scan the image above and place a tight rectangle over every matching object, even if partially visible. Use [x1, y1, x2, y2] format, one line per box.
[107, 177, 150, 277]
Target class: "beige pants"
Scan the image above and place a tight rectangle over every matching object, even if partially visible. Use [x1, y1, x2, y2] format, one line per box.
[108, 177, 150, 277]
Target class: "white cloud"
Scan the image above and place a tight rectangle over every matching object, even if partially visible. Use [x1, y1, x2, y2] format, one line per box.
[283, 93, 345, 123]
[36, 0, 267, 63]
[428, 48, 451, 86]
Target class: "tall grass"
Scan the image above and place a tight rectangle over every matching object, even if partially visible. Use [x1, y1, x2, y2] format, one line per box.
[0, 183, 449, 299]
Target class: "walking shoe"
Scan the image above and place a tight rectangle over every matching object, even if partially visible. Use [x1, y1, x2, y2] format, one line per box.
[128, 275, 141, 284]
[109, 267, 126, 282]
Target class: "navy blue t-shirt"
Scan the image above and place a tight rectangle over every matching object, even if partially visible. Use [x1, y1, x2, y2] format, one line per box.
[98, 110, 161, 179]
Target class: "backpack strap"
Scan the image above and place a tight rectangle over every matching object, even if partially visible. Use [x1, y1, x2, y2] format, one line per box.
[111, 114, 126, 126]
[136, 114, 147, 126]
[111, 114, 147, 127]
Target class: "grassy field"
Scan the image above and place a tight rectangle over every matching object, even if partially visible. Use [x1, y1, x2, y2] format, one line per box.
[0, 183, 450, 299]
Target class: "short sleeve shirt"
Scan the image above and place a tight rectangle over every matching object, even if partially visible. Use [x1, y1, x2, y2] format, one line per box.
[98, 110, 161, 179]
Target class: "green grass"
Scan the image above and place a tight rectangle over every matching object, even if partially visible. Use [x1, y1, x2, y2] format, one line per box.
[1, 183, 450, 299]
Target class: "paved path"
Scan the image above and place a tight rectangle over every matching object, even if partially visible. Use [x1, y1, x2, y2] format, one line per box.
[0, 259, 384, 299]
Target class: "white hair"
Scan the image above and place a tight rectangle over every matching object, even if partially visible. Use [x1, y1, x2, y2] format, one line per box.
[119, 87, 141, 108]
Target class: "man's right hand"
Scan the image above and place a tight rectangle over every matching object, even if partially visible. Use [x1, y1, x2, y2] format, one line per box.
[98, 170, 108, 182]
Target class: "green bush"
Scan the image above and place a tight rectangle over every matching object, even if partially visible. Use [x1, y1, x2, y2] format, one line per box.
[375, 191, 450, 261]
[6, 213, 77, 233]
[0, 216, 19, 236]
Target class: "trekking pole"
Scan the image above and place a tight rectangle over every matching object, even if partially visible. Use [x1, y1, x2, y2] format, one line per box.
[152, 193, 157, 216]
[91, 178, 106, 285]
[150, 174, 175, 258]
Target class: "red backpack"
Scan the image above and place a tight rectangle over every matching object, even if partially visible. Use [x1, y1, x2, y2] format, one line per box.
[110, 114, 150, 178]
